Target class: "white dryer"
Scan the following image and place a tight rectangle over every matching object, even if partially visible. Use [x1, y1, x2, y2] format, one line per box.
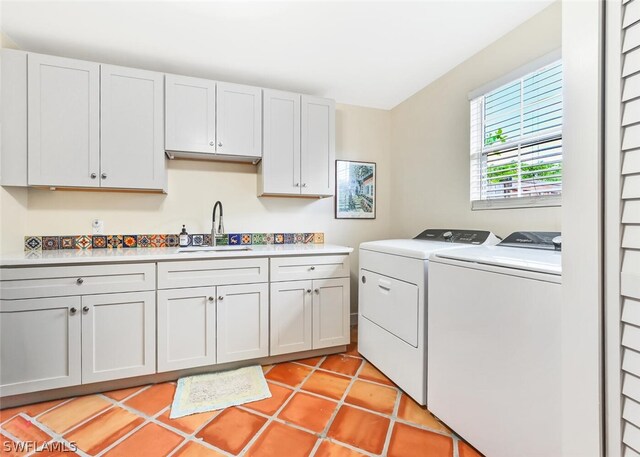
[428, 231, 562, 457]
[358, 229, 499, 405]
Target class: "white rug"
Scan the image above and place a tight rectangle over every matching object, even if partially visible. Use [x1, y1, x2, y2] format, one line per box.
[170, 365, 272, 419]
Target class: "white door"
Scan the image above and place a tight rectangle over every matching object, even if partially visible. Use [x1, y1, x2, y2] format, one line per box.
[101, 65, 165, 190]
[270, 280, 312, 356]
[217, 283, 269, 363]
[301, 95, 335, 196]
[216, 82, 262, 158]
[27, 53, 100, 187]
[261, 90, 301, 194]
[312, 278, 350, 349]
[0, 297, 81, 396]
[157, 287, 217, 372]
[165, 74, 216, 155]
[81, 291, 156, 384]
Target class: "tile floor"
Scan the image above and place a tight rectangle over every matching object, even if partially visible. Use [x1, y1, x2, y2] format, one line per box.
[0, 328, 483, 457]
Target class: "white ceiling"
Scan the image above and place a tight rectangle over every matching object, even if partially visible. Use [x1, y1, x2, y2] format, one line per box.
[1, 1, 554, 109]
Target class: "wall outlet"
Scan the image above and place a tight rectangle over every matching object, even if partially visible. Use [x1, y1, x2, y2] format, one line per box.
[92, 219, 104, 235]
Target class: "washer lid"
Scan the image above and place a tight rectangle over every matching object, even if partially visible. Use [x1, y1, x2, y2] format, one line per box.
[431, 245, 562, 276]
[360, 239, 480, 260]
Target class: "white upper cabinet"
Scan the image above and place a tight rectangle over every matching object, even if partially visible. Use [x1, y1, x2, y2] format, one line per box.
[27, 54, 100, 187]
[216, 82, 262, 159]
[301, 96, 335, 197]
[101, 65, 165, 190]
[260, 90, 301, 195]
[165, 74, 216, 155]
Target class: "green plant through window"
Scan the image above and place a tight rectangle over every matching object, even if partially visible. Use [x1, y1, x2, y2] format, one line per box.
[484, 128, 508, 146]
[486, 161, 562, 184]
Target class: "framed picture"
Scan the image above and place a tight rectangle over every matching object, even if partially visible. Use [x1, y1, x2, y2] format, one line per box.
[335, 160, 376, 219]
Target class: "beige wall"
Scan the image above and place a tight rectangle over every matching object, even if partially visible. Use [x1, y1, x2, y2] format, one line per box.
[389, 2, 562, 239]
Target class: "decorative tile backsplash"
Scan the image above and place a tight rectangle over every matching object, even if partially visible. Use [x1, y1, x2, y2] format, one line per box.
[24, 232, 325, 251]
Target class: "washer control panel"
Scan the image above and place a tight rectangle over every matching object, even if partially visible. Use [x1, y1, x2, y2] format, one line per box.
[414, 229, 492, 244]
[499, 231, 562, 250]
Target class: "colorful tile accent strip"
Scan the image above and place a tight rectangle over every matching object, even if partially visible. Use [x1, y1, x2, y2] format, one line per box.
[24, 233, 325, 251]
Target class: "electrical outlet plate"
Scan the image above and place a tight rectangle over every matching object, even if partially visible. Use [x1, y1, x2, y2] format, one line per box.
[92, 219, 104, 235]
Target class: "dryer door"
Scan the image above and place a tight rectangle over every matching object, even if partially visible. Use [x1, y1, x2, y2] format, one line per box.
[359, 269, 419, 347]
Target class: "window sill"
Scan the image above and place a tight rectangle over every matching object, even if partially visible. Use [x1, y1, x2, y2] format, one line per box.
[471, 195, 562, 211]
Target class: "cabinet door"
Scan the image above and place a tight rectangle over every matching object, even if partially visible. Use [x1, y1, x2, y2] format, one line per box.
[0, 297, 81, 396]
[301, 96, 335, 196]
[165, 74, 216, 155]
[312, 278, 350, 349]
[216, 82, 262, 158]
[260, 90, 301, 195]
[101, 65, 165, 190]
[217, 283, 268, 363]
[81, 291, 155, 383]
[270, 280, 312, 356]
[28, 53, 100, 187]
[157, 287, 217, 372]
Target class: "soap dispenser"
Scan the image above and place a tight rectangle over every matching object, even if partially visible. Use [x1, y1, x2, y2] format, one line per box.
[179, 225, 189, 247]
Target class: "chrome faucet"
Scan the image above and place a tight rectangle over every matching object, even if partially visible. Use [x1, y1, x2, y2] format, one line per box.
[211, 201, 225, 246]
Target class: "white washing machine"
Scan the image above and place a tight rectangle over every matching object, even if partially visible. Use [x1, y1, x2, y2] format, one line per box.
[428, 231, 562, 457]
[358, 229, 500, 405]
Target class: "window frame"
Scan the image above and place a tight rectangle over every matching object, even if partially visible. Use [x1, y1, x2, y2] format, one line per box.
[469, 49, 563, 211]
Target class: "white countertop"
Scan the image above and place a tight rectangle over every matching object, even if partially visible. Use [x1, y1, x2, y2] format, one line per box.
[0, 244, 354, 267]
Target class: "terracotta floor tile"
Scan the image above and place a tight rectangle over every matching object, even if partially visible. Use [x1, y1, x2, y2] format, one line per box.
[397, 394, 450, 434]
[1, 416, 50, 446]
[387, 422, 453, 457]
[158, 408, 219, 434]
[327, 405, 390, 454]
[196, 407, 267, 454]
[261, 365, 274, 374]
[345, 379, 397, 415]
[103, 422, 183, 457]
[358, 361, 395, 386]
[124, 382, 175, 416]
[278, 392, 337, 433]
[301, 371, 351, 400]
[320, 355, 362, 376]
[1, 436, 27, 457]
[315, 440, 367, 457]
[264, 362, 312, 387]
[38, 395, 111, 434]
[173, 441, 226, 457]
[244, 383, 293, 415]
[296, 356, 324, 367]
[64, 407, 144, 455]
[245, 421, 317, 457]
[458, 441, 485, 457]
[103, 386, 145, 401]
[0, 399, 66, 423]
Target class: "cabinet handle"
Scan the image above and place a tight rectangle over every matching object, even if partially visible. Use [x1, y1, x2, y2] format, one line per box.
[209, 141, 214, 146]
[314, 289, 320, 294]
[218, 296, 224, 301]
[218, 142, 223, 147]
[83, 306, 89, 313]
[310, 266, 316, 271]
[302, 183, 307, 187]
[90, 173, 97, 179]
[101, 173, 107, 179]
[70, 307, 77, 315]
[361, 275, 366, 284]
[295, 183, 300, 187]
[306, 289, 312, 294]
[208, 296, 215, 301]
[76, 278, 84, 285]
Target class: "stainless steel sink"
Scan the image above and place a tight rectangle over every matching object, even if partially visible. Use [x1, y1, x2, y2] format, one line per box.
[178, 245, 252, 253]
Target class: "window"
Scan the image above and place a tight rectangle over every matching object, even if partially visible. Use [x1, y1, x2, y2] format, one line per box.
[470, 56, 563, 209]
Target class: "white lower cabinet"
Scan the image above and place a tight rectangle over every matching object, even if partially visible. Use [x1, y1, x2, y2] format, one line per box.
[0, 297, 82, 397]
[81, 291, 156, 384]
[270, 277, 350, 356]
[157, 287, 217, 372]
[217, 283, 269, 363]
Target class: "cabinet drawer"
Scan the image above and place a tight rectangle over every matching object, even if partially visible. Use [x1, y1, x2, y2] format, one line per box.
[157, 258, 268, 289]
[270, 255, 349, 282]
[0, 263, 156, 300]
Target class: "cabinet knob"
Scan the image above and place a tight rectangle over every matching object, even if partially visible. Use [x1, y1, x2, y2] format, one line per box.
[76, 278, 84, 285]
[295, 183, 300, 187]
[209, 141, 214, 146]
[361, 275, 366, 284]
[70, 307, 77, 315]
[101, 173, 107, 179]
[302, 183, 307, 187]
[83, 306, 89, 313]
[90, 173, 97, 179]
[310, 266, 316, 271]
[218, 296, 224, 301]
[218, 142, 223, 147]
[306, 289, 312, 294]
[208, 296, 214, 301]
[314, 289, 320, 294]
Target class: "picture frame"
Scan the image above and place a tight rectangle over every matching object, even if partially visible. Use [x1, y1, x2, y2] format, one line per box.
[335, 160, 376, 219]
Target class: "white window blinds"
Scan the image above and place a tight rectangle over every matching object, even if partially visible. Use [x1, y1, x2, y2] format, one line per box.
[470, 60, 563, 209]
